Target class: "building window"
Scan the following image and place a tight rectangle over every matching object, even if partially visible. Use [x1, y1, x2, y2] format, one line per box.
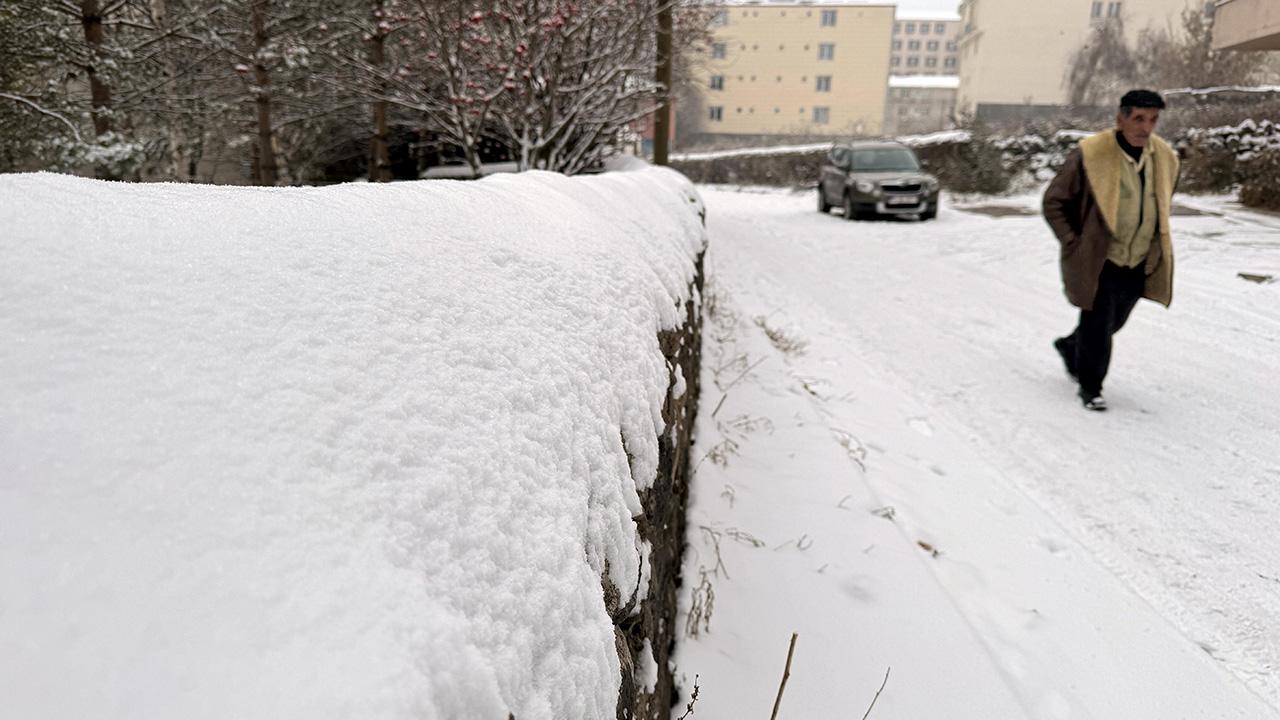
[1107, 1, 1121, 17]
[708, 106, 723, 121]
[813, 107, 830, 124]
[711, 43, 726, 59]
[816, 75, 832, 92]
[1092, 1, 1103, 17]
[946, 40, 958, 51]
[935, 23, 946, 33]
[905, 22, 916, 33]
[713, 10, 728, 26]
[927, 40, 939, 51]
[893, 40, 902, 50]
[891, 56, 901, 66]
[925, 56, 938, 67]
[945, 56, 958, 68]
[907, 56, 920, 67]
[818, 43, 835, 60]
[821, 9, 837, 26]
[709, 75, 724, 90]
[920, 23, 930, 34]
[894, 22, 901, 33]
[908, 40, 921, 51]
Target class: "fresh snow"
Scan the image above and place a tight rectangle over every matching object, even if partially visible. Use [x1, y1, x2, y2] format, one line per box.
[888, 74, 961, 89]
[1164, 85, 1280, 97]
[0, 166, 706, 720]
[671, 131, 974, 163]
[898, 128, 972, 146]
[672, 143, 833, 162]
[675, 185, 1280, 719]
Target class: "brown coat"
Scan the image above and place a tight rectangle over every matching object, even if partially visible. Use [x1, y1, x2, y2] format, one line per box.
[1042, 131, 1179, 310]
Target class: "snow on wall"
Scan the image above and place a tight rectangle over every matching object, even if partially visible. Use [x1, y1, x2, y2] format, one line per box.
[0, 166, 707, 720]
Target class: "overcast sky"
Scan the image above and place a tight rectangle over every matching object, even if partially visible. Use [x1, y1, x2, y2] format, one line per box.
[894, 0, 962, 16]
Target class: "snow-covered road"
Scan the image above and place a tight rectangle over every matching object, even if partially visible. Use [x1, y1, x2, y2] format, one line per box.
[676, 186, 1280, 718]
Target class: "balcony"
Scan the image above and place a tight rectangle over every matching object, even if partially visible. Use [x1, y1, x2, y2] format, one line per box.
[1212, 0, 1280, 51]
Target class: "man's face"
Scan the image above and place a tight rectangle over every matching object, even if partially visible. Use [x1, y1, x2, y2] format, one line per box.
[1117, 107, 1161, 147]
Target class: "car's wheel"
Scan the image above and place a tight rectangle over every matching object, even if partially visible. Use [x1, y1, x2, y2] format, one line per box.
[818, 186, 831, 214]
[843, 193, 858, 221]
[921, 204, 938, 221]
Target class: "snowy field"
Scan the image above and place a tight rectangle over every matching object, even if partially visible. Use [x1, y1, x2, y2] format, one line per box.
[0, 166, 705, 720]
[676, 186, 1280, 719]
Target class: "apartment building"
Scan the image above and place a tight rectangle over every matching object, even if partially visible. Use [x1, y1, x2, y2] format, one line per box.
[890, 14, 963, 75]
[957, 0, 1197, 119]
[1213, 0, 1280, 50]
[696, 2, 895, 138]
[884, 75, 960, 134]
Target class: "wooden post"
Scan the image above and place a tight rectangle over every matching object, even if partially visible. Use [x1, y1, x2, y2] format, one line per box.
[653, 1, 674, 165]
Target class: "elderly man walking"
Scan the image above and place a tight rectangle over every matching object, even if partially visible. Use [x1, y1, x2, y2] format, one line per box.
[1043, 89, 1180, 412]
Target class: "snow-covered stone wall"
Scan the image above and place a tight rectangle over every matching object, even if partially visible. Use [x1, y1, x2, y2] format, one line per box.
[0, 164, 707, 720]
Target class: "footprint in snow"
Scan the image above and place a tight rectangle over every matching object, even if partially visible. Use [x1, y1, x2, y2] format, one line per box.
[907, 417, 934, 437]
[1039, 536, 1067, 556]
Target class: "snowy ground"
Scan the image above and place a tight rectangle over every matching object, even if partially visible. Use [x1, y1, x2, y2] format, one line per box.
[675, 186, 1280, 719]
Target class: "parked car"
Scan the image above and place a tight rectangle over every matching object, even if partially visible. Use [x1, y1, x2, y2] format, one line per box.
[818, 141, 940, 221]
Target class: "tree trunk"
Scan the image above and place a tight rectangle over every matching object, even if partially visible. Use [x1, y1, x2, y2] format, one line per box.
[251, 0, 278, 186]
[368, 0, 391, 182]
[79, 0, 113, 139]
[653, 1, 673, 166]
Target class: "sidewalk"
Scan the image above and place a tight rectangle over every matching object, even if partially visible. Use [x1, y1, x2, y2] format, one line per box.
[672, 223, 1279, 718]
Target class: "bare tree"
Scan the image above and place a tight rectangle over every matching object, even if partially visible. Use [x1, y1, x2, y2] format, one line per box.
[1065, 17, 1139, 108]
[1136, 6, 1266, 91]
[367, 0, 391, 181]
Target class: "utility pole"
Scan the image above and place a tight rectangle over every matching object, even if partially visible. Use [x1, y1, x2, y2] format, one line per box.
[653, 1, 673, 165]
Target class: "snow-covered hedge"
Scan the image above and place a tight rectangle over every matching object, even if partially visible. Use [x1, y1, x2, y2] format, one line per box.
[0, 164, 707, 719]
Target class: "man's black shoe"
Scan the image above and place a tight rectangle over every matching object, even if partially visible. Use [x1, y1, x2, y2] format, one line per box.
[1080, 392, 1107, 411]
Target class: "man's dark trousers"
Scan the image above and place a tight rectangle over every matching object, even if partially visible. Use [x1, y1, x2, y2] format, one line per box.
[1060, 261, 1146, 397]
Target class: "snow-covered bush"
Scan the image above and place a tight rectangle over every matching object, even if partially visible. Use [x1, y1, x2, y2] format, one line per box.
[1176, 140, 1240, 193]
[1177, 119, 1280, 195]
[1240, 145, 1280, 211]
[911, 132, 1010, 194]
[0, 163, 707, 720]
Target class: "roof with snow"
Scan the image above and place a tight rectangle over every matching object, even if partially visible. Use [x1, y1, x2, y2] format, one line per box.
[720, 1, 895, 6]
[889, 74, 962, 89]
[894, 11, 961, 21]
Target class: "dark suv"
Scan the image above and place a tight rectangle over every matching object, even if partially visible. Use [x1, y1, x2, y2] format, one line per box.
[818, 141, 940, 221]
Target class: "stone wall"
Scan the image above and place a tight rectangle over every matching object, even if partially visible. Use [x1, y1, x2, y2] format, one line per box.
[608, 252, 705, 720]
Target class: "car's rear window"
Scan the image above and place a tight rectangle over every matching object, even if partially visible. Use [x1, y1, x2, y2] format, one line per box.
[851, 148, 920, 172]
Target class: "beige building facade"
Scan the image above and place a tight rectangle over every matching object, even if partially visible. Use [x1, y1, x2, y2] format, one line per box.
[697, 2, 895, 137]
[1212, 0, 1280, 50]
[891, 16, 963, 75]
[957, 0, 1197, 117]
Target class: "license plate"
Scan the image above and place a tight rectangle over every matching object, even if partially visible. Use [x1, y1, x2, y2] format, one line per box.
[886, 195, 918, 205]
